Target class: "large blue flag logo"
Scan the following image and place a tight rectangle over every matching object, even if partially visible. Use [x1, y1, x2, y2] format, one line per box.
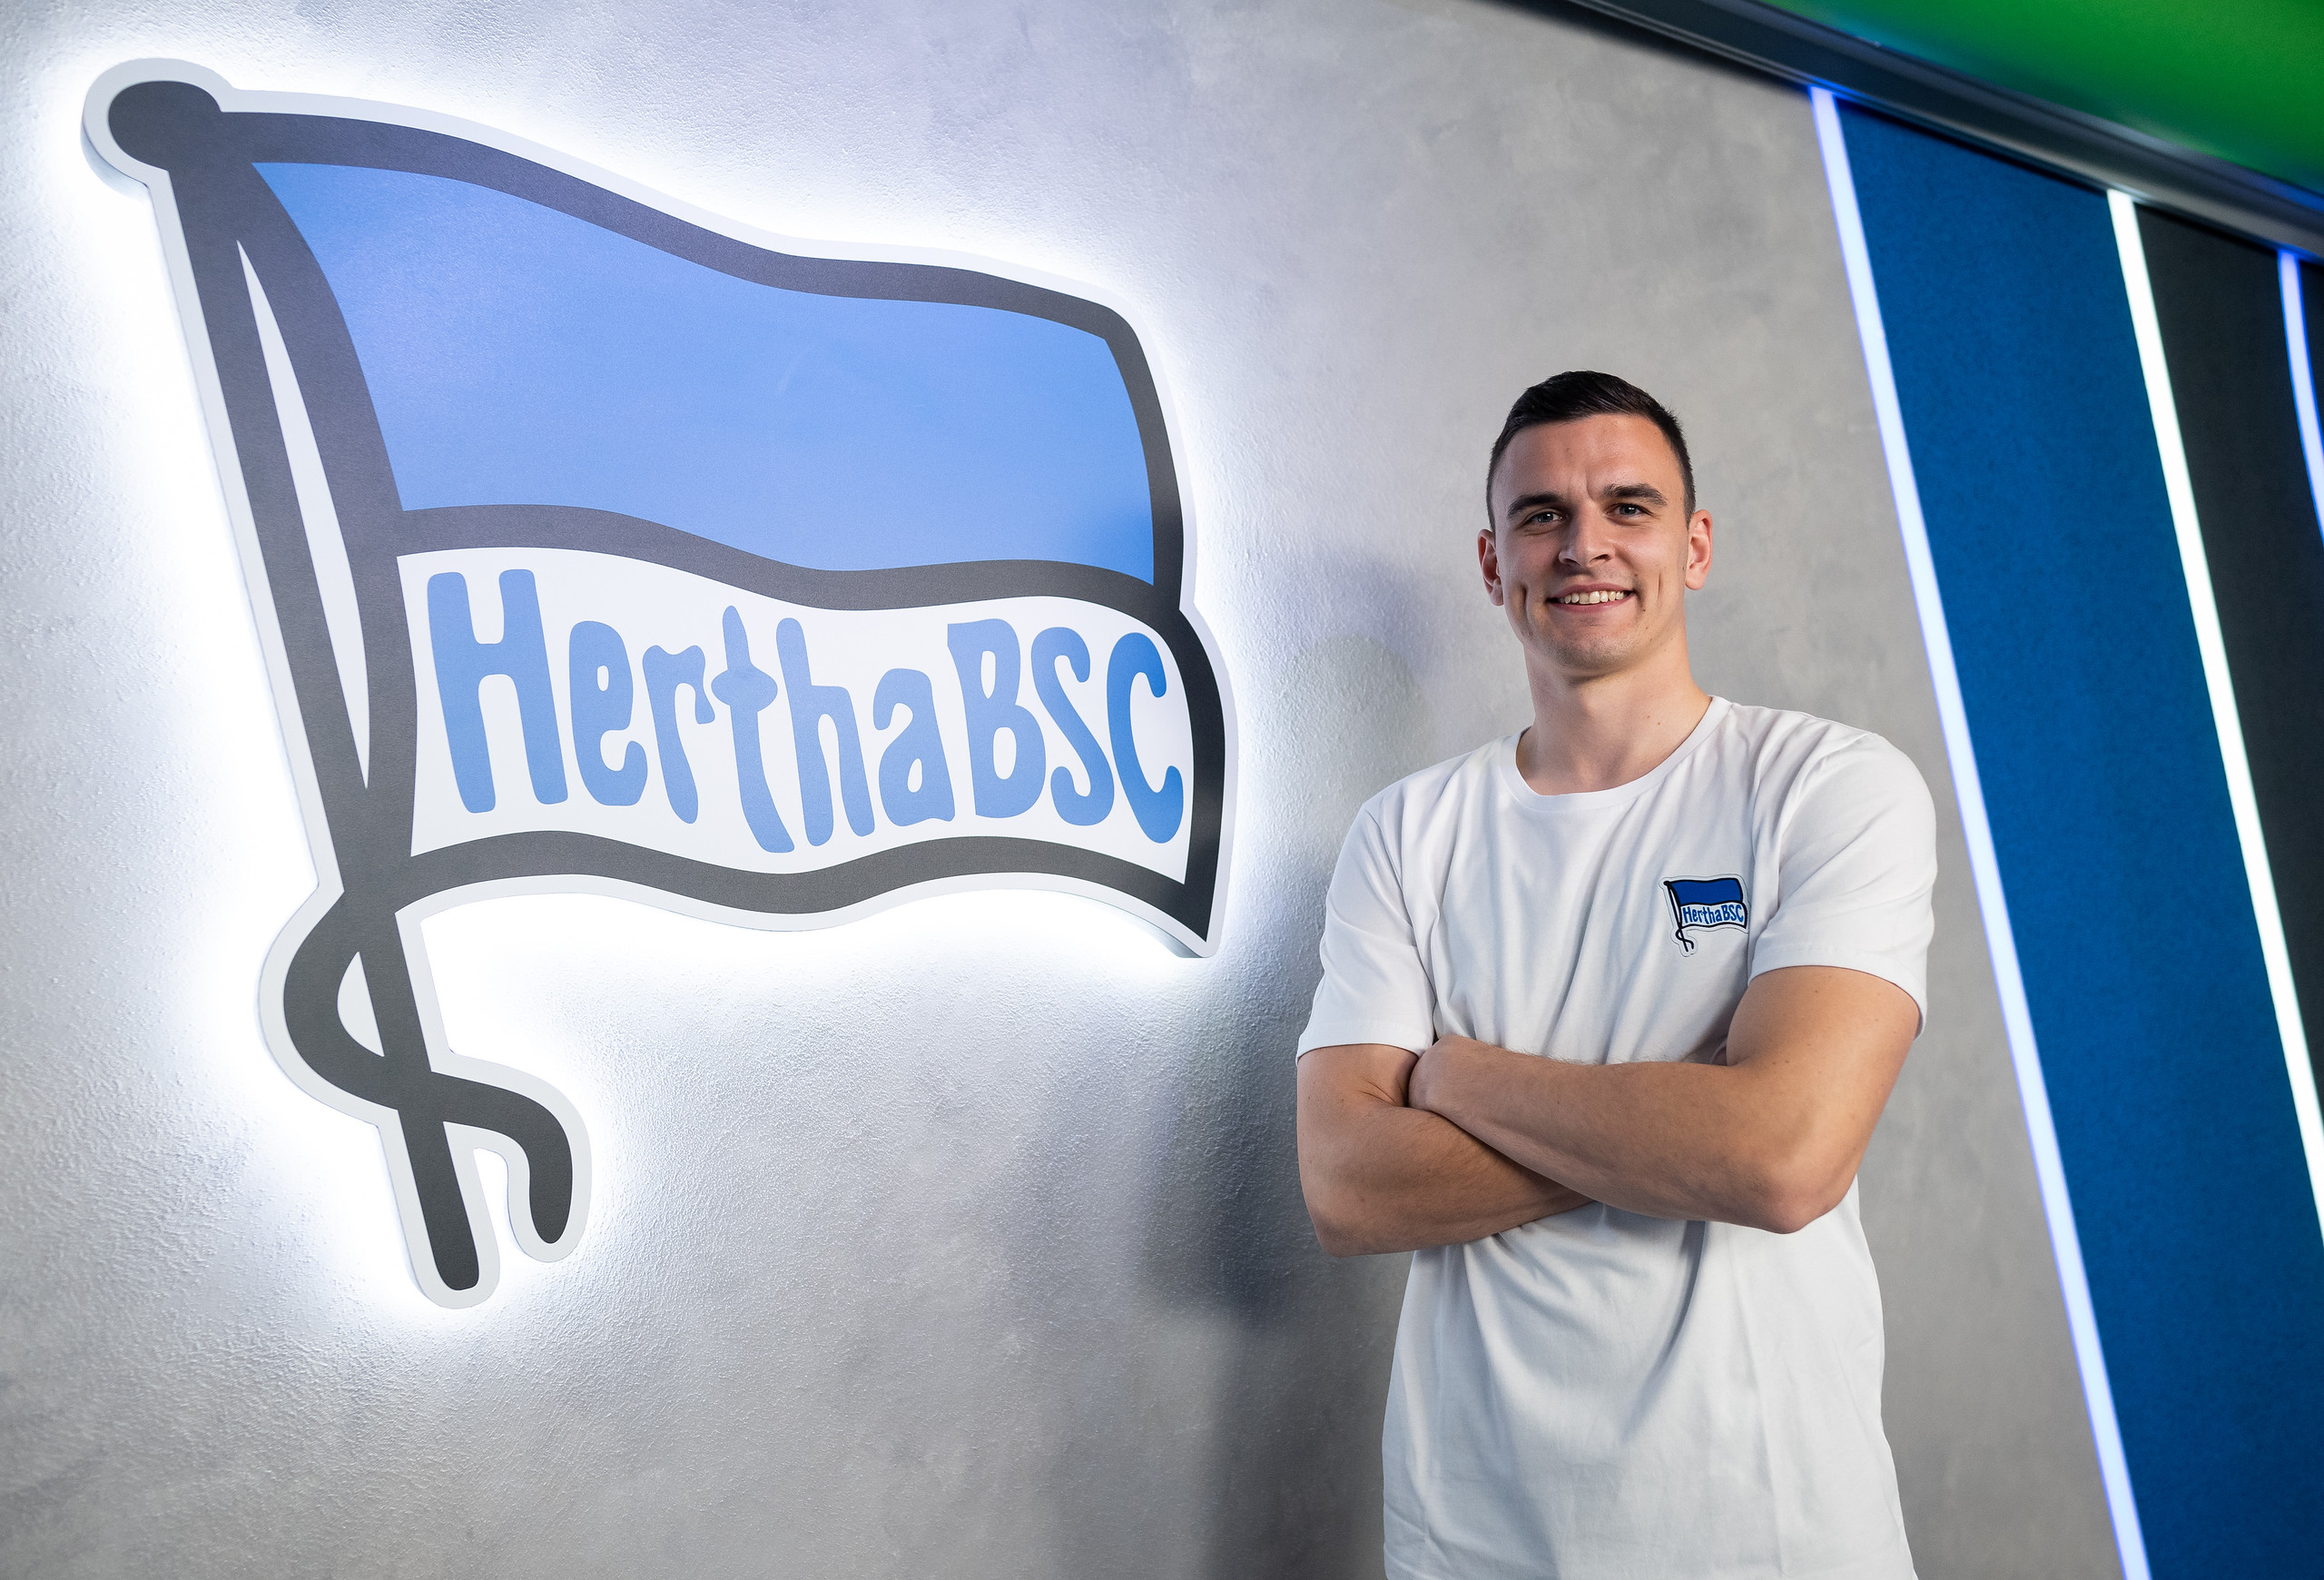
[86, 63, 1232, 1306]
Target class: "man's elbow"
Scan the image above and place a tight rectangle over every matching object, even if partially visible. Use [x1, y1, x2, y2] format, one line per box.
[1303, 1190, 1374, 1258]
[1301, 1173, 1394, 1257]
[1731, 1154, 1855, 1236]
[1742, 1190, 1829, 1237]
[1310, 1216, 1370, 1258]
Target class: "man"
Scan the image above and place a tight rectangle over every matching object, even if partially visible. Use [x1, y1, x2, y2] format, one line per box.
[1296, 370, 1934, 1579]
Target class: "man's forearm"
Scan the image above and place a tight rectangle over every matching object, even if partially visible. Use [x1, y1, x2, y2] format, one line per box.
[1417, 1045, 1806, 1228]
[1407, 969, 1917, 1233]
[1297, 1044, 1590, 1255]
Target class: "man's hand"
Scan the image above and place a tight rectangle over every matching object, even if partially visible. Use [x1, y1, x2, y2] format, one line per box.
[1296, 1042, 1593, 1256]
[1408, 965, 1918, 1233]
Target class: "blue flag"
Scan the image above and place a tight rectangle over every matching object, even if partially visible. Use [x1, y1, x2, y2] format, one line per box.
[1663, 876, 1748, 954]
[88, 63, 1230, 1307]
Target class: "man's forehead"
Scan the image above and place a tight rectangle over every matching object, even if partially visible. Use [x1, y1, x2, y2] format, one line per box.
[1492, 414, 1683, 500]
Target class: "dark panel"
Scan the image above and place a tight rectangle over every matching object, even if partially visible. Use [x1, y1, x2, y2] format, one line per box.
[2139, 208, 2324, 1100]
[2308, 259, 2324, 449]
[1842, 103, 2324, 1578]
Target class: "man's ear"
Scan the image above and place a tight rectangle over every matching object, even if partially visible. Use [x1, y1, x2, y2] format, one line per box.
[1684, 509, 1713, 591]
[1479, 528, 1506, 607]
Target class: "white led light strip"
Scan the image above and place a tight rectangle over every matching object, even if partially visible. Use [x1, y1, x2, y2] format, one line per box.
[1809, 87, 2151, 1580]
[2113, 193, 2324, 1243]
[2286, 252, 2324, 538]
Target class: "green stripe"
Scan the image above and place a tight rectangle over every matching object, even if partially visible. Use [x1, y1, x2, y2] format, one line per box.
[1764, 0, 2324, 196]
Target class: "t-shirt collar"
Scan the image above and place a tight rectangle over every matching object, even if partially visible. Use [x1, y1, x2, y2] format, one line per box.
[1493, 696, 1730, 815]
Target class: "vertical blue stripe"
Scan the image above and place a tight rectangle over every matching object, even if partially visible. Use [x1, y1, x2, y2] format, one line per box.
[1812, 88, 2148, 1579]
[1840, 104, 2324, 1578]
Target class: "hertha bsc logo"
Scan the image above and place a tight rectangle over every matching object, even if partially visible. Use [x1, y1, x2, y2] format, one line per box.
[1663, 876, 1748, 955]
[86, 63, 1232, 1307]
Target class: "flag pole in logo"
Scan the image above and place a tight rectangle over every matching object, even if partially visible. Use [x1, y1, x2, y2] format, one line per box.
[85, 62, 1234, 1308]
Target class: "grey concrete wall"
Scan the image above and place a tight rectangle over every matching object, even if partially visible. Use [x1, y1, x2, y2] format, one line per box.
[1, 0, 2113, 1575]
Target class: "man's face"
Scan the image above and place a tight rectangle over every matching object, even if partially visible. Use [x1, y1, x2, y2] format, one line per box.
[1480, 414, 1713, 683]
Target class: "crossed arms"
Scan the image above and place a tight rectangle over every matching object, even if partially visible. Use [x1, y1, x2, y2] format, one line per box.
[1295, 964, 1920, 1255]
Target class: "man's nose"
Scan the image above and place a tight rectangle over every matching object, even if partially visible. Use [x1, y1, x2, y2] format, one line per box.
[1559, 513, 1612, 566]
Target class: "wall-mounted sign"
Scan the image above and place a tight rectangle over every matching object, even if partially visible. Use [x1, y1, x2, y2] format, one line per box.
[85, 62, 1232, 1307]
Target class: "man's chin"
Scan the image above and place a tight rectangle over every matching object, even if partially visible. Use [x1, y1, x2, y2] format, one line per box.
[1536, 635, 1643, 679]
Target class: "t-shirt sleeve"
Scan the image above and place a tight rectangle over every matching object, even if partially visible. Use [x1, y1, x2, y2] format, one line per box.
[1295, 804, 1437, 1057]
[1748, 735, 1939, 1027]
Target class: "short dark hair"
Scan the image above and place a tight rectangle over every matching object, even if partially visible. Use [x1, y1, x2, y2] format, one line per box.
[1485, 370, 1696, 518]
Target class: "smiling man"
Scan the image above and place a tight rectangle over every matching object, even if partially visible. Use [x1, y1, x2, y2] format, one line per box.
[1296, 371, 1935, 1578]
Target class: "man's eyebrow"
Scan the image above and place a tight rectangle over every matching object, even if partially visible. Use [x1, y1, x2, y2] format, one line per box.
[1602, 481, 1669, 506]
[1502, 490, 1571, 522]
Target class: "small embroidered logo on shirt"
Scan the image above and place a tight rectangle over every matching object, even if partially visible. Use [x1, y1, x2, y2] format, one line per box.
[1663, 876, 1748, 954]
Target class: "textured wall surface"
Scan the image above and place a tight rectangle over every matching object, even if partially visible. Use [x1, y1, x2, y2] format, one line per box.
[1, 1, 2113, 1575]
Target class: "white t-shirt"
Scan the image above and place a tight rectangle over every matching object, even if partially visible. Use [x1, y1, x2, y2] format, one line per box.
[1299, 697, 1935, 1580]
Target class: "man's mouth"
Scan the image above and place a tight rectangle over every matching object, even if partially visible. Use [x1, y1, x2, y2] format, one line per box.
[1551, 589, 1631, 605]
